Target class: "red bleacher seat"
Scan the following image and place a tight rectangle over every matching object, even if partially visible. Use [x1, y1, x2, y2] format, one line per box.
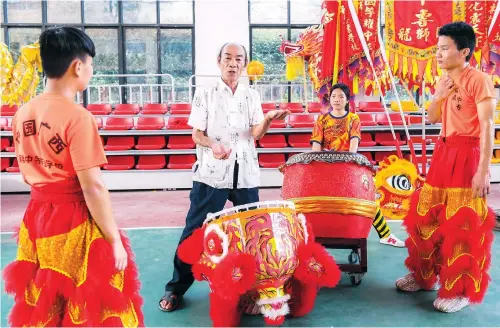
[1, 138, 10, 151]
[288, 114, 315, 128]
[259, 154, 286, 168]
[167, 136, 195, 149]
[1, 104, 18, 116]
[307, 102, 321, 113]
[167, 117, 190, 130]
[375, 113, 406, 126]
[167, 155, 196, 169]
[1, 117, 12, 131]
[287, 153, 300, 159]
[375, 132, 406, 146]
[6, 159, 20, 172]
[170, 103, 191, 114]
[136, 116, 165, 130]
[358, 113, 377, 126]
[1, 158, 10, 171]
[142, 103, 168, 114]
[427, 135, 439, 143]
[103, 156, 135, 170]
[6, 143, 15, 152]
[135, 136, 166, 150]
[262, 103, 276, 113]
[374, 151, 398, 164]
[360, 152, 376, 165]
[104, 117, 134, 130]
[104, 136, 135, 151]
[94, 117, 103, 129]
[280, 103, 304, 113]
[360, 133, 376, 147]
[359, 101, 384, 112]
[87, 104, 112, 115]
[408, 136, 431, 145]
[288, 134, 311, 148]
[270, 120, 287, 128]
[136, 155, 166, 170]
[114, 104, 140, 114]
[258, 135, 287, 148]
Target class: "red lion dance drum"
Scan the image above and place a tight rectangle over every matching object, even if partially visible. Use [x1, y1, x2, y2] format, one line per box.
[281, 152, 377, 239]
[177, 200, 341, 327]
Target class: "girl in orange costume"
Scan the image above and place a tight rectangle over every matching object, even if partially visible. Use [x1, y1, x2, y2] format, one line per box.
[3, 27, 144, 326]
[311, 83, 405, 247]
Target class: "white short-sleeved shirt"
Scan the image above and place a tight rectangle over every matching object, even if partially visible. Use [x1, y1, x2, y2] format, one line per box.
[188, 79, 265, 189]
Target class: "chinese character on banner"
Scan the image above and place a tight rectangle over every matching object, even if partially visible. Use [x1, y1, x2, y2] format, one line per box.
[416, 28, 430, 42]
[398, 28, 413, 42]
[411, 9, 434, 27]
[48, 133, 67, 155]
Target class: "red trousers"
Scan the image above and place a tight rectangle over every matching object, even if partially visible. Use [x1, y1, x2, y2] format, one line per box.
[404, 136, 495, 302]
[2, 182, 144, 327]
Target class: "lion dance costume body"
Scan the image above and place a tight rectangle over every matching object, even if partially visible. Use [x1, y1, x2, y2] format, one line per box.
[397, 67, 497, 312]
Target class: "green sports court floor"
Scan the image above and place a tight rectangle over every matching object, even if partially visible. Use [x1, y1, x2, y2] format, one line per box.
[2, 224, 499, 327]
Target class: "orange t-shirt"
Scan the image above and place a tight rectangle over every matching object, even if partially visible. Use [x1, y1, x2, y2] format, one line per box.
[310, 111, 361, 151]
[12, 93, 107, 187]
[441, 66, 496, 137]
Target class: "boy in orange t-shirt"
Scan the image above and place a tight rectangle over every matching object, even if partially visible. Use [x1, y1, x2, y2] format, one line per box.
[3, 27, 144, 327]
[396, 22, 497, 313]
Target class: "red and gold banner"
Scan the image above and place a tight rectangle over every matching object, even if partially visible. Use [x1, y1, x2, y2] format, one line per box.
[385, 0, 465, 89]
[318, 0, 387, 99]
[488, 14, 500, 85]
[465, 0, 498, 67]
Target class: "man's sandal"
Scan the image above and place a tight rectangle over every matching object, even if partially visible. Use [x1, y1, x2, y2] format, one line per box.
[159, 291, 182, 312]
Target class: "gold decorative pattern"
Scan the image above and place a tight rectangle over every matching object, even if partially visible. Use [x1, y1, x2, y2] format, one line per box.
[289, 196, 378, 219]
[16, 222, 37, 264]
[110, 271, 125, 292]
[101, 301, 139, 327]
[68, 300, 87, 325]
[416, 184, 488, 223]
[36, 218, 104, 286]
[445, 273, 482, 292]
[24, 280, 41, 306]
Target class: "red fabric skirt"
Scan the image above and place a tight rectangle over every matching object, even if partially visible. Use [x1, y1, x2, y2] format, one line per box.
[403, 136, 495, 302]
[2, 181, 144, 327]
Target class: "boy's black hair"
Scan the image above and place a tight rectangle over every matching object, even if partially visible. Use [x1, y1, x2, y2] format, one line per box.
[217, 42, 248, 65]
[39, 27, 96, 78]
[330, 83, 351, 112]
[438, 21, 476, 62]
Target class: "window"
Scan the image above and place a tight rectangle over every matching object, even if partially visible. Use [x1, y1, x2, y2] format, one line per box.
[2, 0, 194, 104]
[249, 0, 322, 103]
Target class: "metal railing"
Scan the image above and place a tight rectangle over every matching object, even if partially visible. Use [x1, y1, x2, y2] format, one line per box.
[77, 74, 176, 105]
[188, 74, 317, 104]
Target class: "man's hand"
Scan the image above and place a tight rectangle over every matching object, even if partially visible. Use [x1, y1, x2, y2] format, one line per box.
[266, 109, 290, 121]
[472, 169, 490, 198]
[112, 240, 128, 271]
[211, 143, 232, 160]
[434, 75, 456, 102]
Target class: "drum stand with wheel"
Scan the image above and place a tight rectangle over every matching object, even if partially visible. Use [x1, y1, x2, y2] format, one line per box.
[316, 237, 367, 286]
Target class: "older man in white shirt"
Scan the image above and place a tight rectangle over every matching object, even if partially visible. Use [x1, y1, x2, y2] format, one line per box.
[159, 42, 289, 312]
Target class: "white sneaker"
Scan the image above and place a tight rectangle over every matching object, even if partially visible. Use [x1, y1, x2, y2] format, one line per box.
[395, 273, 439, 292]
[380, 233, 405, 247]
[433, 297, 470, 313]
